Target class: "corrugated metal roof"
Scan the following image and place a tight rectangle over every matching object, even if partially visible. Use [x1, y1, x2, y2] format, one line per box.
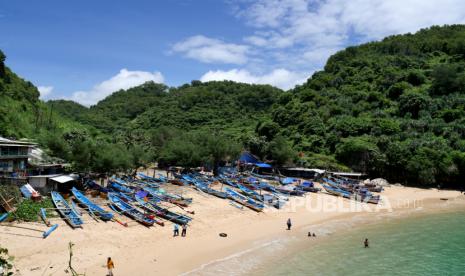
[50, 175, 76, 183]
[0, 137, 36, 146]
[330, 172, 364, 177]
[284, 167, 326, 174]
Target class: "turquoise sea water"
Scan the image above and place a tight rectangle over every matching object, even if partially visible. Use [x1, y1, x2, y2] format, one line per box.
[262, 211, 465, 276]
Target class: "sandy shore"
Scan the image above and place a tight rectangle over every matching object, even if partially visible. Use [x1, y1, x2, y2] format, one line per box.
[1, 177, 464, 275]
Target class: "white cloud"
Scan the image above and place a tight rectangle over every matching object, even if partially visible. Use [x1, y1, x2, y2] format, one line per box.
[219, 0, 465, 87]
[244, 35, 268, 47]
[200, 68, 308, 90]
[71, 69, 164, 106]
[174, 0, 465, 90]
[238, 0, 465, 49]
[38, 86, 54, 99]
[172, 35, 249, 64]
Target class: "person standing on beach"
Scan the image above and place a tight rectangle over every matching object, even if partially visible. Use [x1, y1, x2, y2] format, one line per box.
[364, 238, 369, 248]
[173, 224, 179, 237]
[287, 218, 292, 230]
[107, 257, 115, 276]
[181, 224, 187, 237]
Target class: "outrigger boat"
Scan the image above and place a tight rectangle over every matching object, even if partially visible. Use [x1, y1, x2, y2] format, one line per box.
[71, 187, 113, 221]
[237, 183, 263, 202]
[143, 186, 192, 207]
[322, 184, 352, 198]
[108, 193, 154, 226]
[192, 180, 228, 199]
[131, 196, 166, 226]
[51, 191, 83, 228]
[322, 185, 380, 204]
[134, 195, 191, 225]
[225, 188, 264, 212]
[108, 180, 133, 193]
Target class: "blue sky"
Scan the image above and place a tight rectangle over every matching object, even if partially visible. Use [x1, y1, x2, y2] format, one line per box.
[1, 0, 465, 105]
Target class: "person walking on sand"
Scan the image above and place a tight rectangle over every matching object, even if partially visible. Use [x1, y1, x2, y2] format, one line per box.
[286, 218, 292, 230]
[173, 224, 179, 237]
[364, 238, 369, 248]
[181, 224, 187, 237]
[107, 257, 115, 276]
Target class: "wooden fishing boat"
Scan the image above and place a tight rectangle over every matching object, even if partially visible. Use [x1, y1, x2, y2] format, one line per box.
[237, 183, 263, 202]
[71, 187, 113, 221]
[298, 185, 321, 193]
[143, 186, 192, 207]
[225, 188, 264, 212]
[108, 180, 133, 193]
[132, 196, 165, 226]
[193, 181, 228, 199]
[274, 186, 306, 196]
[136, 196, 191, 225]
[108, 193, 154, 226]
[51, 191, 83, 228]
[321, 185, 352, 198]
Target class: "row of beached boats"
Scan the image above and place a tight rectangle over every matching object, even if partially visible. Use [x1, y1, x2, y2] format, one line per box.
[176, 172, 324, 211]
[50, 174, 194, 229]
[320, 178, 381, 204]
[51, 171, 382, 229]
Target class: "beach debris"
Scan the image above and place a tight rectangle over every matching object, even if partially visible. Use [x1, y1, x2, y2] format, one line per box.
[219, 233, 227, 237]
[65, 242, 84, 276]
[43, 224, 59, 239]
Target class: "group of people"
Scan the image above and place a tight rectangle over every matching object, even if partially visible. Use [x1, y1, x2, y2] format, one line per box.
[285, 218, 369, 248]
[173, 223, 188, 237]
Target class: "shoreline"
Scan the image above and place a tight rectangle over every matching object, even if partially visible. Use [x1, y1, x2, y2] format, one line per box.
[1, 182, 464, 275]
[184, 193, 465, 275]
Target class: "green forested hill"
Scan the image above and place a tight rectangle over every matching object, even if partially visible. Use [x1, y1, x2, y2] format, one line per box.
[3, 25, 465, 187]
[0, 50, 85, 138]
[270, 25, 465, 186]
[49, 81, 280, 137]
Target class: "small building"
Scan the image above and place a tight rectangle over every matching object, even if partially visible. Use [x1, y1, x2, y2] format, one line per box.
[28, 174, 78, 194]
[328, 171, 365, 180]
[28, 148, 68, 176]
[0, 137, 36, 178]
[251, 163, 274, 176]
[280, 167, 326, 180]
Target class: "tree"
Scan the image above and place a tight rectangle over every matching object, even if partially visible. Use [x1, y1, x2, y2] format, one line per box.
[202, 132, 241, 175]
[335, 136, 384, 174]
[158, 131, 240, 175]
[431, 64, 460, 95]
[267, 135, 296, 166]
[398, 89, 430, 119]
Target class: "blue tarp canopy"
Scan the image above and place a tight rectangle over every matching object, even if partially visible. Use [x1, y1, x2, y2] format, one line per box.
[239, 152, 259, 164]
[255, 163, 272, 168]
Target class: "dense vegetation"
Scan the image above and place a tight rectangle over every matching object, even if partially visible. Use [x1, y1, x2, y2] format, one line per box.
[46, 81, 281, 173]
[271, 25, 465, 187]
[2, 25, 465, 188]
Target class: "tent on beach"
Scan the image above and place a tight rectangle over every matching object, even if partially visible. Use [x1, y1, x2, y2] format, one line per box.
[238, 151, 260, 164]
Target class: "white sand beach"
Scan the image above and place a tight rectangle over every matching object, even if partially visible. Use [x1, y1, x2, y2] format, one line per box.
[1, 177, 464, 276]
